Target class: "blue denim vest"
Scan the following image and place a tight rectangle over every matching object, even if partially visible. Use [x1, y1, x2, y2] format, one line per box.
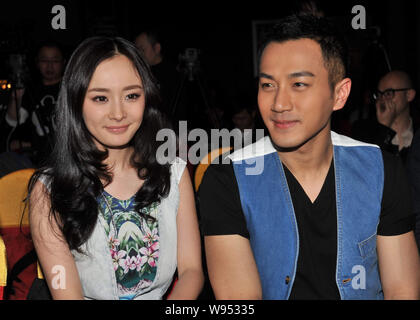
[228, 132, 384, 300]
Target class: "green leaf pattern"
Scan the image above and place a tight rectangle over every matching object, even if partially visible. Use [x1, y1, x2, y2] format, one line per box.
[98, 192, 159, 300]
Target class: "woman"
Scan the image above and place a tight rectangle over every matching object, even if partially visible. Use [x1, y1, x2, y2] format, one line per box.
[28, 36, 203, 300]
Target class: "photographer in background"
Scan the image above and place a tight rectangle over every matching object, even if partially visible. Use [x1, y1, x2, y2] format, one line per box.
[352, 70, 417, 166]
[5, 41, 65, 167]
[135, 28, 180, 120]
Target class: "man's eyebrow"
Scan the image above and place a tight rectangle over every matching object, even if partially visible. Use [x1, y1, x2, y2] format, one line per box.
[288, 71, 315, 78]
[87, 85, 143, 93]
[258, 71, 315, 80]
[259, 73, 274, 80]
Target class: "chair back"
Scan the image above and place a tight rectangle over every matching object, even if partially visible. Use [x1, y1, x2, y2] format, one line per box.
[194, 146, 232, 191]
[0, 168, 35, 230]
[0, 169, 37, 299]
[0, 236, 6, 300]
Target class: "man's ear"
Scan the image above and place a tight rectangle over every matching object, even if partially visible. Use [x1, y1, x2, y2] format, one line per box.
[153, 42, 161, 55]
[407, 88, 416, 102]
[333, 78, 352, 111]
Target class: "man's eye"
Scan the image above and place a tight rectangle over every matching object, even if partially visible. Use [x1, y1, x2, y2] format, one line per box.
[293, 82, 307, 88]
[126, 93, 140, 100]
[261, 83, 274, 89]
[93, 96, 108, 102]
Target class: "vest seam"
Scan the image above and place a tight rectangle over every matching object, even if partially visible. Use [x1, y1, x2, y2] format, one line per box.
[276, 156, 300, 300]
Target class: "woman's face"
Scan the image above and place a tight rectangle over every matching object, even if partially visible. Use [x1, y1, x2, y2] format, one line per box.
[83, 54, 146, 149]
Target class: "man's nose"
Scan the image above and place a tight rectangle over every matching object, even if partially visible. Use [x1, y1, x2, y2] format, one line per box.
[272, 88, 292, 112]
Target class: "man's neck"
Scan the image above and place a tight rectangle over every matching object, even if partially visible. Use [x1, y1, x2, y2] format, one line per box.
[42, 78, 61, 86]
[277, 128, 333, 203]
[278, 128, 333, 175]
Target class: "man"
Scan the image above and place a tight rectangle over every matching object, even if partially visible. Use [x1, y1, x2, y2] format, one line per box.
[352, 70, 417, 165]
[5, 41, 65, 166]
[135, 29, 179, 118]
[408, 130, 420, 252]
[199, 15, 420, 300]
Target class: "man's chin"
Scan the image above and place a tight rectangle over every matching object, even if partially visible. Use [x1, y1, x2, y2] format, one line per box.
[269, 137, 305, 153]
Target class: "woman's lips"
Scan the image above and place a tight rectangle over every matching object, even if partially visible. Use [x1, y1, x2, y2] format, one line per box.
[105, 125, 129, 134]
[272, 120, 299, 129]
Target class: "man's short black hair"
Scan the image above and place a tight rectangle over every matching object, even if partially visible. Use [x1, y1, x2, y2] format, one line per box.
[36, 40, 65, 60]
[142, 28, 161, 46]
[135, 27, 165, 55]
[258, 14, 348, 90]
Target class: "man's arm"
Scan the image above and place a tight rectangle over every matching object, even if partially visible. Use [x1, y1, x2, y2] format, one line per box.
[377, 231, 420, 299]
[205, 235, 262, 299]
[199, 158, 261, 299]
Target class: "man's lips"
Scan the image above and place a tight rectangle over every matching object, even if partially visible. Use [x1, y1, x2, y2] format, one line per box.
[105, 125, 129, 133]
[272, 119, 299, 129]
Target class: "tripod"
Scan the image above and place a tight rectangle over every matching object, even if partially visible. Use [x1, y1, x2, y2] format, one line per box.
[170, 49, 222, 130]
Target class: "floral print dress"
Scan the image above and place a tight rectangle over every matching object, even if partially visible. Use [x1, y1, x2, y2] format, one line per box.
[98, 191, 159, 300]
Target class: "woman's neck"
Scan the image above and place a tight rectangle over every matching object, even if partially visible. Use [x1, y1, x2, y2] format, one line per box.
[103, 146, 135, 174]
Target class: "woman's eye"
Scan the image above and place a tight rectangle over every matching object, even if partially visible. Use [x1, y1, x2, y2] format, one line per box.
[126, 93, 140, 100]
[93, 96, 108, 102]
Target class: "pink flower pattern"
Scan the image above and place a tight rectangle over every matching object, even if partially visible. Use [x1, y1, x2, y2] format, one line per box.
[99, 194, 159, 299]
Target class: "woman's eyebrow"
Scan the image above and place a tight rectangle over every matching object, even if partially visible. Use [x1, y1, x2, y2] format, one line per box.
[87, 85, 143, 93]
[122, 85, 143, 91]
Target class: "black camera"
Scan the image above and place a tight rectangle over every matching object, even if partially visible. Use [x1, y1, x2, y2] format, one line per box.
[178, 48, 200, 81]
[8, 54, 29, 89]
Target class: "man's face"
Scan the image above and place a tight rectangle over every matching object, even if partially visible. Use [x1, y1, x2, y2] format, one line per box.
[232, 109, 255, 131]
[376, 74, 411, 116]
[258, 39, 340, 150]
[135, 33, 159, 66]
[37, 46, 64, 85]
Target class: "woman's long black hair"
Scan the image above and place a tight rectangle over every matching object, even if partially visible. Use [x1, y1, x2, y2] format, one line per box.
[27, 36, 172, 252]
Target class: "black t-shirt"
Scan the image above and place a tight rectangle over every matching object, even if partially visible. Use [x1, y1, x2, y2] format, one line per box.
[16, 82, 60, 165]
[21, 81, 60, 133]
[199, 149, 415, 300]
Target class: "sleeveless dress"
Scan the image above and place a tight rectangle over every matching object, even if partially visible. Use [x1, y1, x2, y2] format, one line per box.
[39, 157, 186, 299]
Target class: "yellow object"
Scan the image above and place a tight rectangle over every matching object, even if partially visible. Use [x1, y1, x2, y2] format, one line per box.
[0, 236, 7, 287]
[37, 262, 44, 280]
[0, 169, 45, 281]
[194, 146, 232, 191]
[0, 168, 35, 228]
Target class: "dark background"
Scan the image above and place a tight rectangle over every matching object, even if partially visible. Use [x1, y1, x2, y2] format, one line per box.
[1, 0, 419, 131]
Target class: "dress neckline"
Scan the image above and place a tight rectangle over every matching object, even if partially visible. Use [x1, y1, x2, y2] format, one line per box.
[102, 189, 136, 202]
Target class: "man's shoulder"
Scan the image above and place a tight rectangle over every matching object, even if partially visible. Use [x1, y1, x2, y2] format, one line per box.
[226, 132, 381, 163]
[227, 135, 275, 162]
[331, 131, 381, 149]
